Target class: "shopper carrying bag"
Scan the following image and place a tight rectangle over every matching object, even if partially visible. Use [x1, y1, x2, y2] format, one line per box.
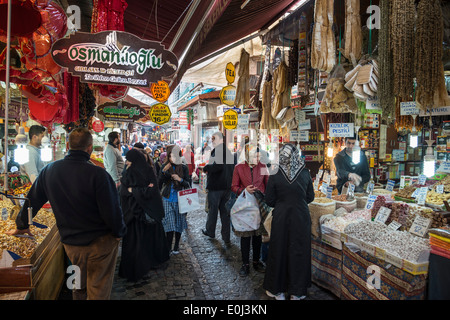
[231, 144, 269, 276]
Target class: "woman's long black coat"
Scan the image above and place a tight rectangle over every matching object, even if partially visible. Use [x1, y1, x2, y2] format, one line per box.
[262, 167, 315, 296]
[118, 164, 170, 282]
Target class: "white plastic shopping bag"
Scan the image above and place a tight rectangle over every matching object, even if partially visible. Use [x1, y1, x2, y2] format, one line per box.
[230, 190, 261, 232]
[178, 188, 200, 214]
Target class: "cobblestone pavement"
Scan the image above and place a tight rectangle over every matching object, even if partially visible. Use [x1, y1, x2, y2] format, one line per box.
[108, 186, 338, 301]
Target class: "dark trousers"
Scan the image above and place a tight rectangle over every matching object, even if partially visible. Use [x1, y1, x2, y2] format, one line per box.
[205, 189, 231, 242]
[240, 235, 262, 265]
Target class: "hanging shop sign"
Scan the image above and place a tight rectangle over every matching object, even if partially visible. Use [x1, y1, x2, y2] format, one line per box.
[225, 62, 235, 84]
[149, 103, 172, 125]
[92, 120, 105, 133]
[400, 102, 420, 116]
[329, 123, 355, 137]
[419, 106, 450, 117]
[220, 85, 236, 106]
[151, 80, 171, 102]
[97, 101, 147, 122]
[51, 31, 178, 87]
[223, 108, 238, 130]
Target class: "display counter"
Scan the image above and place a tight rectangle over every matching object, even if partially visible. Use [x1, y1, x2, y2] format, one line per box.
[0, 202, 65, 300]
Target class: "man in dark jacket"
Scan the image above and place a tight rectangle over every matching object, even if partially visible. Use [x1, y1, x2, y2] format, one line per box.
[201, 132, 235, 245]
[8, 128, 126, 300]
[334, 136, 371, 194]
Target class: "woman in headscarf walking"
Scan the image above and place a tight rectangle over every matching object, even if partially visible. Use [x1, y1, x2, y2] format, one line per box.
[160, 145, 191, 254]
[118, 149, 170, 282]
[263, 144, 315, 300]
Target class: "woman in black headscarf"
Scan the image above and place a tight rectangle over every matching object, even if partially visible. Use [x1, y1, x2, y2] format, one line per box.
[118, 149, 170, 282]
[263, 144, 315, 300]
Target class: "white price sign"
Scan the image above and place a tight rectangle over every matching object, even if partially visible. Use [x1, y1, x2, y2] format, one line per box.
[299, 130, 309, 142]
[329, 123, 355, 138]
[321, 182, 329, 195]
[374, 206, 392, 224]
[386, 180, 395, 191]
[298, 119, 311, 131]
[418, 174, 427, 185]
[436, 185, 444, 194]
[416, 187, 428, 205]
[388, 221, 402, 231]
[400, 101, 420, 116]
[366, 182, 374, 194]
[409, 215, 432, 237]
[365, 194, 377, 210]
[347, 183, 355, 195]
[326, 186, 333, 199]
[314, 178, 320, 191]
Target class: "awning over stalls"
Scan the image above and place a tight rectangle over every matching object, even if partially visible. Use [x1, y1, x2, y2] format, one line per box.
[177, 90, 220, 112]
[124, 0, 301, 91]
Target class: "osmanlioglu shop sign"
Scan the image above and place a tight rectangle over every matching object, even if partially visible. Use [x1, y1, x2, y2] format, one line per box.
[51, 31, 178, 87]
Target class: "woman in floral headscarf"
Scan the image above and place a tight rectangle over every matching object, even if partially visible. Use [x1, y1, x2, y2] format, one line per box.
[263, 144, 315, 300]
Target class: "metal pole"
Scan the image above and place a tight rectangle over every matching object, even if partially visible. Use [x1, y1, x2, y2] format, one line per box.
[3, 0, 11, 193]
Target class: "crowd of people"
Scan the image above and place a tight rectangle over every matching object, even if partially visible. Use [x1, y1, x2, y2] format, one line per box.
[8, 128, 315, 301]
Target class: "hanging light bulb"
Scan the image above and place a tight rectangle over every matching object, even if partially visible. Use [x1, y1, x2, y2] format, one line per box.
[327, 141, 334, 157]
[409, 115, 418, 148]
[423, 134, 435, 178]
[409, 133, 418, 148]
[14, 127, 29, 165]
[41, 136, 52, 162]
[352, 140, 361, 164]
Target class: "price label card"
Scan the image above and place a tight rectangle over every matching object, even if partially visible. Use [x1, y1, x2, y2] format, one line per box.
[366, 182, 374, 194]
[399, 176, 406, 190]
[409, 215, 432, 237]
[386, 180, 395, 191]
[374, 206, 392, 224]
[388, 221, 402, 231]
[411, 189, 419, 198]
[436, 185, 444, 194]
[1, 208, 7, 221]
[321, 182, 328, 195]
[326, 186, 333, 199]
[318, 169, 324, 179]
[314, 178, 320, 191]
[347, 183, 355, 195]
[365, 194, 378, 210]
[418, 174, 427, 185]
[416, 187, 428, 205]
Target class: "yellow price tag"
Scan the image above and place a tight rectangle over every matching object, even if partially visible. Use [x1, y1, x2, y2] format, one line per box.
[149, 103, 172, 125]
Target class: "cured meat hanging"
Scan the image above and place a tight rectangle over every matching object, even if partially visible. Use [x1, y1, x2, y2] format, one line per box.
[311, 0, 336, 73]
[234, 48, 250, 108]
[343, 0, 362, 62]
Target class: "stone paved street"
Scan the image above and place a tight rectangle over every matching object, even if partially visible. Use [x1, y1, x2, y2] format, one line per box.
[108, 187, 338, 301]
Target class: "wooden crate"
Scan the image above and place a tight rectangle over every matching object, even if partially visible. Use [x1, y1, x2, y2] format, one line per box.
[0, 226, 65, 300]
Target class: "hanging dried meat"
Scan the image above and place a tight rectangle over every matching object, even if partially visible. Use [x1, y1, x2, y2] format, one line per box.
[234, 48, 250, 107]
[271, 61, 288, 119]
[311, 0, 336, 73]
[378, 0, 395, 120]
[391, 0, 415, 100]
[343, 0, 362, 62]
[415, 0, 450, 112]
[260, 74, 278, 131]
